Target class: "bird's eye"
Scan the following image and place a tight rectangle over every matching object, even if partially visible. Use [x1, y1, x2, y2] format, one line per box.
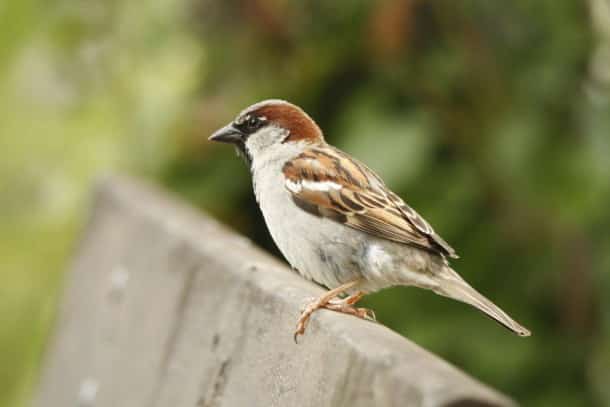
[247, 116, 259, 129]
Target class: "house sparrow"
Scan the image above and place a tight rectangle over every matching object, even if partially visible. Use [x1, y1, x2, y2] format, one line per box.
[209, 99, 531, 341]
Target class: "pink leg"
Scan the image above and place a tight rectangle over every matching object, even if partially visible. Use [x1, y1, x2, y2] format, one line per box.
[294, 281, 375, 342]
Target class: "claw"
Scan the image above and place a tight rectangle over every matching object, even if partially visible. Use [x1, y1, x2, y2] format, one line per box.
[293, 297, 322, 342]
[293, 329, 302, 344]
[359, 307, 376, 321]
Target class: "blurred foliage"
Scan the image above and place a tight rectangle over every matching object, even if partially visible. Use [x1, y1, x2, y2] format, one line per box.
[1, 0, 610, 406]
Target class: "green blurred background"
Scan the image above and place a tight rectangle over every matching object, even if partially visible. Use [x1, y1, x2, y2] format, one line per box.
[2, 0, 610, 405]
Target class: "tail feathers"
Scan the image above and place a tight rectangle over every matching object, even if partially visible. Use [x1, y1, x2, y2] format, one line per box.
[435, 271, 531, 337]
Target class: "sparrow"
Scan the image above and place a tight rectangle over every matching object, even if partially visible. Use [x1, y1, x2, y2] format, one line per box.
[209, 99, 531, 341]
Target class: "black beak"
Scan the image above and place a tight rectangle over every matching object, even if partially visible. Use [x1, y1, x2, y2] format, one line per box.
[209, 124, 244, 144]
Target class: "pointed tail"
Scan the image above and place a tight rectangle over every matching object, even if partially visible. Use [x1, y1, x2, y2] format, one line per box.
[434, 268, 531, 337]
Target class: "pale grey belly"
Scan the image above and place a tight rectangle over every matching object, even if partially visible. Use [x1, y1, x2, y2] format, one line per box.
[262, 195, 366, 289]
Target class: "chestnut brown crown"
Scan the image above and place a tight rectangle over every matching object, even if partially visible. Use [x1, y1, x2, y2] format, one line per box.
[240, 99, 324, 143]
[209, 99, 324, 146]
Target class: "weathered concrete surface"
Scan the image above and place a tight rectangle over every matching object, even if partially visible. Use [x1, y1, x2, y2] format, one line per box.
[35, 176, 516, 407]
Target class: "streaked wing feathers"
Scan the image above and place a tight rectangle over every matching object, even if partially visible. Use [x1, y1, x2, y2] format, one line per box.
[282, 147, 458, 259]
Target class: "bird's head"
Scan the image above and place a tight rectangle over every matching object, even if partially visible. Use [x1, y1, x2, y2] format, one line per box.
[209, 99, 324, 165]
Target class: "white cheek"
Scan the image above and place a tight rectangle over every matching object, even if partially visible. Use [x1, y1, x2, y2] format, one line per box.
[245, 126, 286, 158]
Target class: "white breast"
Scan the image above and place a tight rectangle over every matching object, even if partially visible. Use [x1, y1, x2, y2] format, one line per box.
[250, 141, 350, 287]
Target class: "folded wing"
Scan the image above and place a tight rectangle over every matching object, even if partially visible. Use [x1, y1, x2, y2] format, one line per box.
[282, 147, 458, 259]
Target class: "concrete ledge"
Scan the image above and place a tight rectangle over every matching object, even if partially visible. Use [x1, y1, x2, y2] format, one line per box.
[35, 176, 516, 407]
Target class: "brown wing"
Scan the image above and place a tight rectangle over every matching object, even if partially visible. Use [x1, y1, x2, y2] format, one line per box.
[282, 147, 458, 259]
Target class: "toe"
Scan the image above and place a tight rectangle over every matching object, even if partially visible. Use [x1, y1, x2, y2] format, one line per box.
[363, 308, 376, 321]
[353, 307, 376, 321]
[299, 297, 316, 312]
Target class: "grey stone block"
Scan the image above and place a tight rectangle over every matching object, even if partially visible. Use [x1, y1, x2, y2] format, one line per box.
[35, 176, 516, 407]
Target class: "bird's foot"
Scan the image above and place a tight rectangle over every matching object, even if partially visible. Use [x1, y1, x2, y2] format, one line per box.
[326, 291, 376, 321]
[294, 297, 330, 342]
[293, 280, 373, 343]
[326, 301, 376, 321]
